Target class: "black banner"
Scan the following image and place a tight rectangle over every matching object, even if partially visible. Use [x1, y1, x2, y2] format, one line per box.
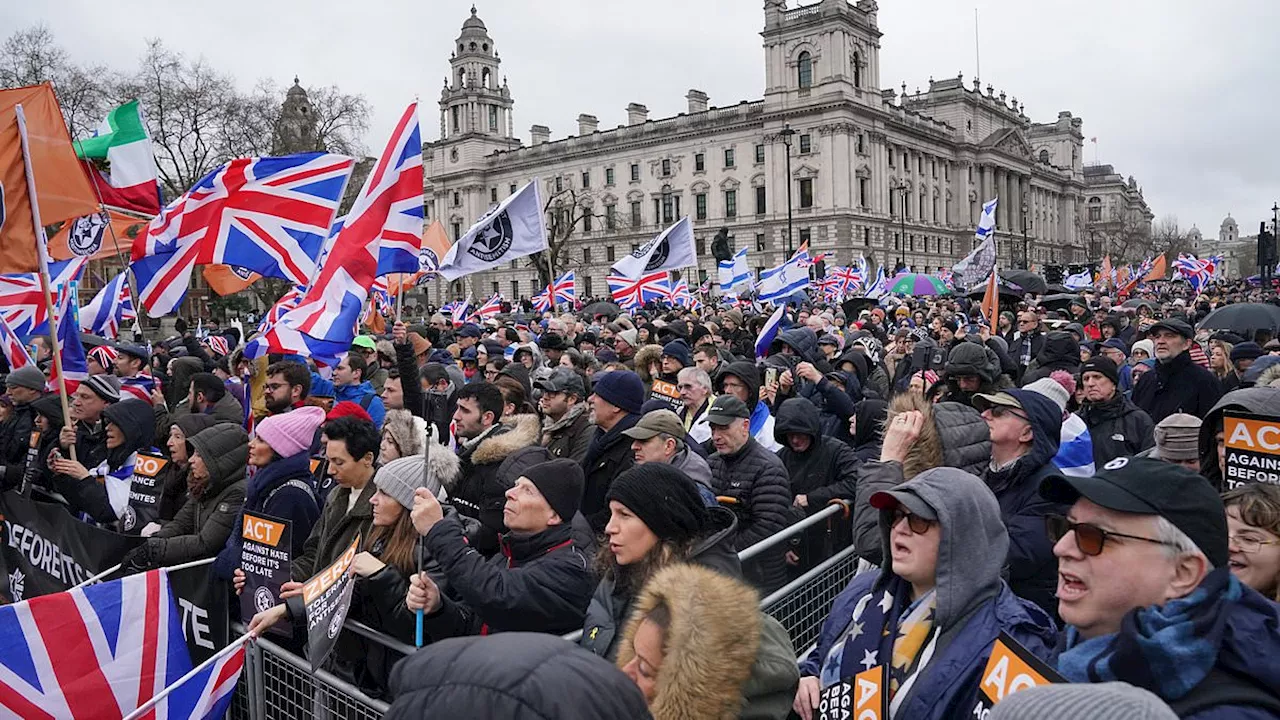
[302, 534, 359, 670]
[168, 562, 229, 664]
[1222, 412, 1280, 489]
[120, 451, 168, 535]
[0, 490, 144, 603]
[239, 511, 291, 637]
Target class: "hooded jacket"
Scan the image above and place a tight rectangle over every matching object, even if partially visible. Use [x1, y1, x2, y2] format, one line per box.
[156, 414, 219, 522]
[850, 399, 888, 462]
[614, 564, 768, 720]
[708, 437, 792, 593]
[1078, 392, 1155, 467]
[145, 423, 248, 567]
[985, 390, 1068, 617]
[453, 414, 542, 555]
[386, 633, 652, 720]
[852, 393, 991, 565]
[1022, 331, 1081, 385]
[801, 468, 1058, 720]
[1198, 387, 1280, 490]
[773, 398, 859, 508]
[633, 344, 665, 391]
[715, 361, 780, 452]
[1132, 348, 1224, 424]
[59, 399, 156, 525]
[334, 379, 386, 429]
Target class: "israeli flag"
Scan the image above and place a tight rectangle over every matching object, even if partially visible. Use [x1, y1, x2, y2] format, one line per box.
[1054, 414, 1096, 478]
[718, 247, 751, 295]
[865, 266, 889, 299]
[757, 253, 810, 303]
[437, 180, 548, 281]
[754, 303, 786, 359]
[1063, 268, 1093, 290]
[611, 216, 698, 278]
[952, 198, 999, 289]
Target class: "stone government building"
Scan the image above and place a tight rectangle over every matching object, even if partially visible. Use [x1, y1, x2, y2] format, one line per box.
[423, 0, 1153, 303]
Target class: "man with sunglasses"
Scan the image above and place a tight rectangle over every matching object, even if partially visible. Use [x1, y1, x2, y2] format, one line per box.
[972, 390, 1066, 617]
[1041, 457, 1280, 716]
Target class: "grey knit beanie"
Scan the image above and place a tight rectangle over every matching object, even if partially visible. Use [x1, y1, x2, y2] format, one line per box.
[373, 455, 436, 510]
[5, 366, 46, 392]
[989, 682, 1177, 720]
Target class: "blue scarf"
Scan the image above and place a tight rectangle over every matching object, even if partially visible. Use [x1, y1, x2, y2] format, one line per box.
[1056, 567, 1241, 700]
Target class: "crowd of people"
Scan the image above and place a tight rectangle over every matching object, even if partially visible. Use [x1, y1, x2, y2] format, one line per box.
[3, 279, 1280, 719]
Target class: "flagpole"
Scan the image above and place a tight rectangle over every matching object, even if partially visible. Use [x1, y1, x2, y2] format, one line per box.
[16, 104, 76, 462]
[71, 562, 123, 590]
[122, 631, 253, 720]
[395, 274, 405, 324]
[74, 137, 144, 337]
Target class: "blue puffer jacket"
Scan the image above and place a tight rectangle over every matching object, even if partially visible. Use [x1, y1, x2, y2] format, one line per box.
[335, 380, 386, 429]
[212, 451, 320, 581]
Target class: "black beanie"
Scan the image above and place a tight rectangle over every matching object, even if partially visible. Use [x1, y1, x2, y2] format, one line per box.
[522, 459, 584, 524]
[606, 464, 708, 542]
[1081, 356, 1120, 387]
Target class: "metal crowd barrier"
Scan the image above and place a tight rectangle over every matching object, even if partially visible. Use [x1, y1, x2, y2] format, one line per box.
[232, 499, 864, 718]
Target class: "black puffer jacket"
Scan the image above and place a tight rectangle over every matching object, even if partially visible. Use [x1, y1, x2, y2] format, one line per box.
[580, 505, 739, 661]
[452, 414, 541, 555]
[1078, 392, 1155, 466]
[386, 633, 652, 720]
[1131, 349, 1224, 424]
[708, 437, 792, 594]
[581, 413, 639, 533]
[421, 515, 593, 639]
[144, 422, 248, 567]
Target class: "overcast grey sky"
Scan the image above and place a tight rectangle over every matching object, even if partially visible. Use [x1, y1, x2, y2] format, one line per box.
[9, 0, 1279, 237]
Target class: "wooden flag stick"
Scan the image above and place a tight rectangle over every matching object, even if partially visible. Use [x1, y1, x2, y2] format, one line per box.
[396, 274, 405, 324]
[16, 104, 76, 461]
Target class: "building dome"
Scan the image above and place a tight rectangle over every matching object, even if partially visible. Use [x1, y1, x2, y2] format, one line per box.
[1222, 214, 1238, 229]
[286, 76, 307, 101]
[462, 5, 486, 30]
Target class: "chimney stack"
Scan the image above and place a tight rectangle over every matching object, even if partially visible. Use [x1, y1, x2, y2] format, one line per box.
[626, 103, 649, 126]
[530, 124, 550, 145]
[686, 89, 709, 114]
[577, 114, 599, 135]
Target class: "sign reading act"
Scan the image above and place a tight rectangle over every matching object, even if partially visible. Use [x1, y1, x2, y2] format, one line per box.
[1222, 411, 1280, 489]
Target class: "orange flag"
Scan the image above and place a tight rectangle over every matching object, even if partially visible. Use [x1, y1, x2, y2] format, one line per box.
[203, 264, 261, 295]
[388, 218, 453, 294]
[981, 269, 999, 330]
[0, 83, 100, 273]
[47, 207, 150, 261]
[1098, 256, 1113, 289]
[1143, 254, 1167, 282]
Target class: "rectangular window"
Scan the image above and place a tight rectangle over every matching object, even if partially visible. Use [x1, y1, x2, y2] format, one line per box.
[653, 198, 661, 224]
[932, 160, 937, 179]
[509, 183, 517, 195]
[800, 228, 811, 248]
[799, 178, 814, 209]
[583, 213, 593, 232]
[555, 176, 563, 193]
[755, 144, 765, 164]
[489, 105, 498, 132]
[451, 222, 461, 239]
[492, 281, 500, 294]
[490, 187, 498, 203]
[695, 153, 705, 172]
[1088, 206, 1101, 222]
[799, 134, 812, 154]
[917, 156, 923, 174]
[511, 280, 520, 298]
[510, 259, 518, 269]
[583, 248, 591, 263]
[888, 147, 895, 167]
[662, 159, 672, 177]
[605, 204, 616, 230]
[451, 106, 460, 133]
[856, 134, 865, 154]
[583, 276, 593, 296]
[605, 167, 615, 186]
[695, 193, 707, 220]
[755, 186, 766, 215]
[755, 233, 766, 252]
[630, 201, 642, 227]
[725, 190, 737, 218]
[858, 178, 869, 208]
[581, 171, 590, 188]
[724, 148, 735, 168]
[863, 228, 871, 246]
[662, 194, 674, 224]
[607, 246, 616, 262]
[695, 237, 706, 255]
[698, 269, 708, 284]
[630, 163, 640, 182]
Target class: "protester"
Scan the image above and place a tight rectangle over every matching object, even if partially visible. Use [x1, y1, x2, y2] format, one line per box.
[1076, 356, 1155, 466]
[1132, 318, 1223, 423]
[120, 422, 248, 572]
[379, 407, 430, 462]
[535, 367, 593, 462]
[154, 371, 243, 438]
[794, 468, 1057, 720]
[581, 369, 644, 531]
[774, 397, 858, 571]
[405, 458, 593, 638]
[0, 365, 44, 475]
[1197, 387, 1280, 490]
[621, 410, 715, 494]
[155, 414, 219, 522]
[262, 360, 311, 417]
[676, 366, 713, 444]
[714, 361, 781, 451]
[53, 398, 154, 525]
[58, 374, 121, 473]
[1146, 413, 1202, 470]
[1222, 482, 1280, 599]
[333, 353, 386, 429]
[1042, 457, 1280, 715]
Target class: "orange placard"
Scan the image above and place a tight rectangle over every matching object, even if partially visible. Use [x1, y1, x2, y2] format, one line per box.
[242, 513, 287, 548]
[852, 666, 883, 720]
[301, 534, 359, 605]
[1222, 412, 1280, 489]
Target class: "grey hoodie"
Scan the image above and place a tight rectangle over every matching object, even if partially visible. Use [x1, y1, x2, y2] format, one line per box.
[874, 467, 1007, 630]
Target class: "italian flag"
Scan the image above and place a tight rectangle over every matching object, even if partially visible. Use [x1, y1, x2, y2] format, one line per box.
[74, 100, 161, 215]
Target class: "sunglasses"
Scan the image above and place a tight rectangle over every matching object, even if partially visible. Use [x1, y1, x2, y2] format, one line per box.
[987, 406, 1029, 422]
[891, 508, 934, 535]
[1045, 514, 1176, 556]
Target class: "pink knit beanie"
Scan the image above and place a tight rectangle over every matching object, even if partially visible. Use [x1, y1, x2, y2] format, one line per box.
[254, 405, 325, 458]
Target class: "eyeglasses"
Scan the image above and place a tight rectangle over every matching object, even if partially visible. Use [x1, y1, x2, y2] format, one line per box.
[891, 508, 934, 535]
[1045, 514, 1178, 556]
[264, 383, 288, 392]
[1228, 533, 1280, 554]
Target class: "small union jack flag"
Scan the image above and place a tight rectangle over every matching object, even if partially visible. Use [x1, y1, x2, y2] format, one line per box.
[0, 313, 33, 372]
[471, 293, 503, 322]
[608, 271, 670, 310]
[0, 257, 88, 340]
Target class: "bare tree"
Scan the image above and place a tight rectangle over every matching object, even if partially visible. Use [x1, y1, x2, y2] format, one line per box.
[1150, 215, 1197, 259]
[306, 85, 370, 157]
[528, 186, 617, 287]
[0, 24, 112, 137]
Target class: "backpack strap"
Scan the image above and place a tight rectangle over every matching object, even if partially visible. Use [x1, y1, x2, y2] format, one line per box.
[359, 392, 374, 411]
[265, 478, 317, 508]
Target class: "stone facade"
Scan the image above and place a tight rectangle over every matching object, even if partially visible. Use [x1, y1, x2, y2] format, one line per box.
[1081, 164, 1154, 261]
[424, 1, 1153, 302]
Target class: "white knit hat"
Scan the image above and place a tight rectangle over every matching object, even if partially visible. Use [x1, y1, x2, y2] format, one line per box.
[1023, 377, 1069, 414]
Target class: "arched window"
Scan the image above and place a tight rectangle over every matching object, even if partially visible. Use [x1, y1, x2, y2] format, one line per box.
[456, 68, 465, 87]
[1087, 196, 1102, 222]
[797, 52, 813, 89]
[482, 67, 491, 89]
[1038, 149, 1050, 164]
[852, 51, 861, 88]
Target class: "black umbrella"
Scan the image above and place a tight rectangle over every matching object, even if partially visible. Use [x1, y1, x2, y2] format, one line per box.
[999, 269, 1048, 295]
[841, 297, 881, 317]
[965, 282, 1024, 307]
[580, 301, 623, 318]
[1121, 298, 1156, 311]
[1039, 293, 1081, 311]
[1045, 283, 1071, 295]
[1196, 303, 1280, 334]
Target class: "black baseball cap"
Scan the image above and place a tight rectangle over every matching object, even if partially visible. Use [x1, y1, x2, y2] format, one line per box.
[706, 395, 751, 425]
[534, 367, 585, 398]
[1039, 456, 1228, 567]
[1147, 318, 1194, 339]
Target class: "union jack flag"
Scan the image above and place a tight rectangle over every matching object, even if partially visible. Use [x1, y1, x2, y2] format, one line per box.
[825, 265, 865, 301]
[471, 293, 503, 322]
[79, 270, 134, 340]
[246, 106, 422, 363]
[698, 280, 711, 296]
[0, 313, 33, 372]
[369, 275, 394, 317]
[120, 373, 156, 405]
[133, 152, 355, 316]
[608, 271, 670, 310]
[1174, 253, 1213, 292]
[936, 267, 955, 289]
[448, 299, 471, 328]
[531, 286, 552, 314]
[551, 271, 576, 306]
[256, 285, 306, 336]
[47, 282, 87, 395]
[0, 257, 88, 340]
[670, 279, 700, 310]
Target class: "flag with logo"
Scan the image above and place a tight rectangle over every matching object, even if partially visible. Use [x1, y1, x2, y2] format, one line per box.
[73, 100, 162, 216]
[0, 84, 101, 274]
[436, 180, 547, 281]
[756, 250, 811, 303]
[610, 216, 697, 278]
[951, 198, 998, 290]
[48, 208, 151, 263]
[1063, 268, 1092, 290]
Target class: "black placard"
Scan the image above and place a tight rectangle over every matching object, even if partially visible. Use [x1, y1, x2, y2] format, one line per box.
[302, 534, 359, 670]
[239, 511, 292, 637]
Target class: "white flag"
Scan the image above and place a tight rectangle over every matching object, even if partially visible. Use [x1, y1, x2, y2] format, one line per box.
[757, 253, 811, 303]
[717, 247, 751, 295]
[610, 216, 697, 278]
[1063, 268, 1093, 290]
[952, 198, 998, 290]
[437, 180, 548, 281]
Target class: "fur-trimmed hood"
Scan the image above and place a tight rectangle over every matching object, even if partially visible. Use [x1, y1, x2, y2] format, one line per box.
[468, 413, 542, 466]
[886, 392, 990, 479]
[617, 563, 761, 720]
[1255, 361, 1280, 389]
[633, 344, 665, 385]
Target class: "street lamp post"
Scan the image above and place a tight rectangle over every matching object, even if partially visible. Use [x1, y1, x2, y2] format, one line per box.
[894, 180, 908, 271]
[779, 124, 796, 256]
[1020, 202, 1031, 270]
